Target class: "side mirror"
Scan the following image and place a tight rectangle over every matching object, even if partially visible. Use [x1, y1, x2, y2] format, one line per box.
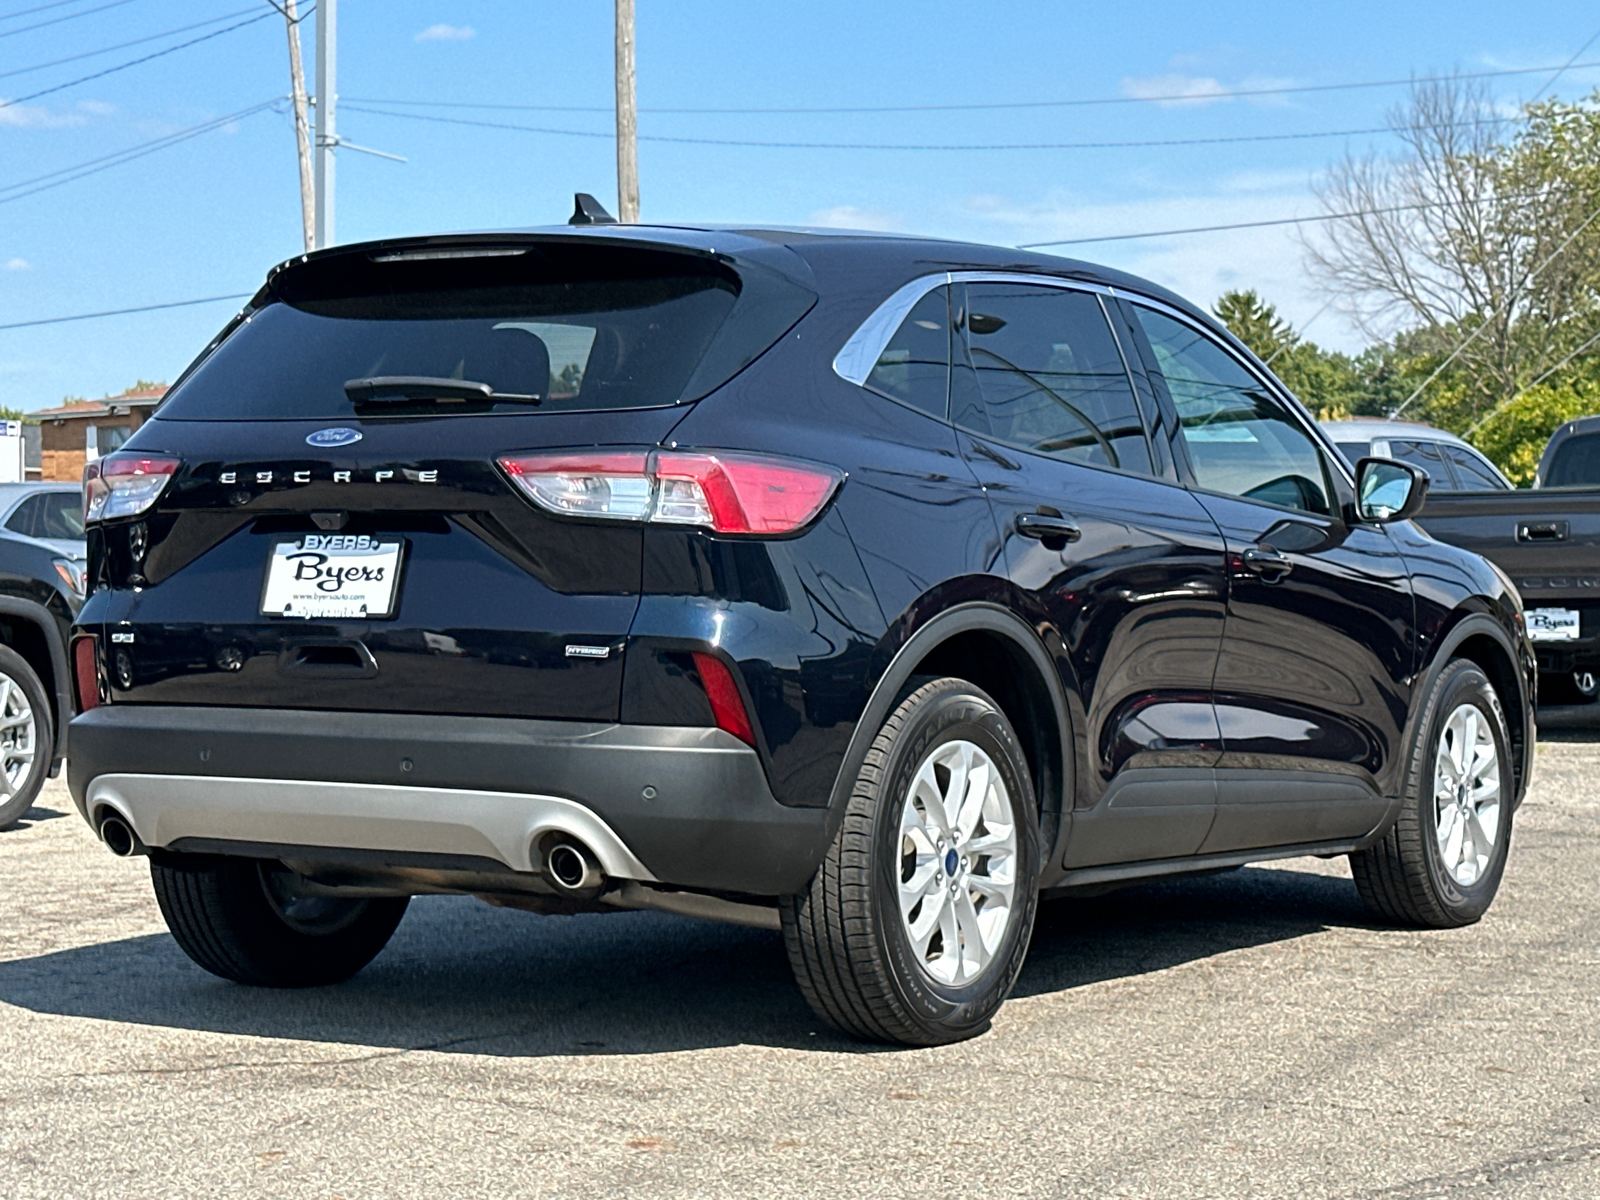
[1356, 457, 1429, 522]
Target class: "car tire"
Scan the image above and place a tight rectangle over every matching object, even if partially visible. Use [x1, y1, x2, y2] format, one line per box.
[151, 854, 409, 987]
[0, 644, 53, 830]
[780, 677, 1040, 1046]
[1349, 659, 1514, 928]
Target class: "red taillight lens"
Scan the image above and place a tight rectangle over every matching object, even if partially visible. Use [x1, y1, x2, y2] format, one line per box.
[653, 452, 842, 534]
[72, 634, 100, 712]
[84, 453, 181, 524]
[691, 651, 755, 746]
[496, 448, 842, 535]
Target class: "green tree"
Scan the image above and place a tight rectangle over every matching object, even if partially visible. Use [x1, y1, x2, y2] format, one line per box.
[1306, 83, 1600, 429]
[1471, 376, 1600, 485]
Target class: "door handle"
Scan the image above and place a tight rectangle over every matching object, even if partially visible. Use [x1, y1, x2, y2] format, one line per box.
[1241, 546, 1293, 582]
[1014, 512, 1082, 543]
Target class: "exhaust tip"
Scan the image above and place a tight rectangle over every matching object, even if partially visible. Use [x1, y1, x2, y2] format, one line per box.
[545, 839, 603, 894]
[99, 814, 138, 858]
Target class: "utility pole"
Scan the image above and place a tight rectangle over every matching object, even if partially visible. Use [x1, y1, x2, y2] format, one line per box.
[614, 0, 639, 222]
[313, 0, 336, 248]
[281, 0, 314, 251]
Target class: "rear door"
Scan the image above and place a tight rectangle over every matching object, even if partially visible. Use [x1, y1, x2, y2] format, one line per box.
[947, 279, 1228, 867]
[89, 238, 807, 721]
[1125, 301, 1410, 851]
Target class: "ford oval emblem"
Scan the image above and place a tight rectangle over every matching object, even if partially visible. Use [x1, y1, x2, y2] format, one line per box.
[306, 427, 362, 448]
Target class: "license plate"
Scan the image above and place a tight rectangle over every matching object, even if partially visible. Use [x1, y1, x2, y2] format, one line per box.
[1526, 607, 1580, 642]
[261, 534, 404, 619]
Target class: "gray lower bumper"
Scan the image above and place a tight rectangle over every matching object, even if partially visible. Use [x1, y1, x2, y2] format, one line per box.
[68, 706, 833, 896]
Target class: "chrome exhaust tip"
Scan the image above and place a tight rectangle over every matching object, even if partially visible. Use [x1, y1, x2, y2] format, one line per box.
[99, 813, 140, 858]
[544, 839, 603, 895]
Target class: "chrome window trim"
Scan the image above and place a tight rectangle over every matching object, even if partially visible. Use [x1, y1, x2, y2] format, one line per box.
[831, 270, 1122, 386]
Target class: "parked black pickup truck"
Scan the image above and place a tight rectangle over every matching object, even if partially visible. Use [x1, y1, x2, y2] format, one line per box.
[1407, 417, 1600, 707]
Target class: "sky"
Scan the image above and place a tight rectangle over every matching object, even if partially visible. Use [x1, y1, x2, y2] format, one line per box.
[1, 0, 1598, 412]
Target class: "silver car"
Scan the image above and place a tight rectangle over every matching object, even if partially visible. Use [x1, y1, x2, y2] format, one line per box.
[1321, 419, 1512, 492]
[0, 482, 87, 593]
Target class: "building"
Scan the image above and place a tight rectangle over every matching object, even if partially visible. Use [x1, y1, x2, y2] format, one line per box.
[29, 384, 166, 482]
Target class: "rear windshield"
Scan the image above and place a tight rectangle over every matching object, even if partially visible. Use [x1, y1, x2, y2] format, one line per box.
[1545, 432, 1600, 488]
[156, 243, 741, 420]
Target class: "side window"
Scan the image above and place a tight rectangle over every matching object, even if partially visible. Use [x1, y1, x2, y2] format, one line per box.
[1442, 445, 1507, 491]
[4, 496, 39, 539]
[1387, 439, 1452, 486]
[951, 283, 1153, 476]
[1333, 442, 1370, 468]
[1134, 305, 1332, 515]
[37, 492, 85, 540]
[864, 287, 950, 418]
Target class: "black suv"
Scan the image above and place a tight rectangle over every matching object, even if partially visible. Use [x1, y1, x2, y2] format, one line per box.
[68, 216, 1535, 1045]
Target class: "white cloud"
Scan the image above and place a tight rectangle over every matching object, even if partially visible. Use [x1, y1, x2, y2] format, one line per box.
[415, 23, 475, 42]
[0, 102, 89, 129]
[806, 204, 903, 232]
[5, 258, 29, 271]
[1120, 73, 1230, 109]
[1120, 71, 1297, 110]
[0, 98, 114, 129]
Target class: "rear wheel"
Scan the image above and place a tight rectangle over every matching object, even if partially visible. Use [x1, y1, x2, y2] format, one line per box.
[1350, 659, 1513, 928]
[781, 677, 1040, 1046]
[151, 854, 409, 986]
[0, 645, 51, 830]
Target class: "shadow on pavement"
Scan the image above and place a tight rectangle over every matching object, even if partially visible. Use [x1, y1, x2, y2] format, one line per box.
[1, 805, 66, 832]
[0, 865, 1368, 1056]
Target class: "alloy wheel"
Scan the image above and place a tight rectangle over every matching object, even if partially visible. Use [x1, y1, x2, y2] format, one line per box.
[897, 738, 1019, 986]
[1433, 702, 1501, 887]
[0, 670, 37, 800]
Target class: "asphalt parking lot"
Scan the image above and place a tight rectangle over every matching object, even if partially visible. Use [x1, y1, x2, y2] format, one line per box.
[2, 736, 1598, 1200]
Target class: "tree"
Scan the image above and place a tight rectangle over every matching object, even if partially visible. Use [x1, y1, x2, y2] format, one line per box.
[1303, 81, 1600, 428]
[1213, 289, 1362, 419]
[1472, 376, 1600, 485]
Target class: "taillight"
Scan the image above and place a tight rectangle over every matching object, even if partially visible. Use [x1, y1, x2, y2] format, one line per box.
[691, 651, 755, 746]
[497, 448, 843, 535]
[84, 453, 181, 524]
[72, 634, 100, 712]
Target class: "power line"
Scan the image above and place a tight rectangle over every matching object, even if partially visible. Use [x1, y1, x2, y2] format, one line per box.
[0, 5, 262, 82]
[0, 0, 100, 22]
[1532, 27, 1600, 103]
[0, 8, 274, 110]
[344, 58, 1600, 117]
[0, 0, 142, 40]
[1015, 199, 1511, 248]
[0, 99, 282, 205]
[1392, 198, 1600, 418]
[343, 102, 1511, 152]
[0, 293, 251, 333]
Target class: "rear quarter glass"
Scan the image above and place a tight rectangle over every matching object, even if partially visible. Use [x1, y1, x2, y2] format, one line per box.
[154, 242, 812, 421]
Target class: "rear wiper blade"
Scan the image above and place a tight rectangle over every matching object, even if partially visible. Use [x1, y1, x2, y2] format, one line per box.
[342, 376, 542, 405]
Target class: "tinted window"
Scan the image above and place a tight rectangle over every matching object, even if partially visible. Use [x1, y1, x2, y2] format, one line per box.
[37, 491, 84, 539]
[1442, 444, 1507, 490]
[865, 287, 949, 417]
[1135, 306, 1331, 515]
[4, 496, 39, 538]
[1387, 439, 1451, 485]
[951, 283, 1152, 475]
[1334, 441, 1370, 466]
[158, 246, 746, 419]
[1546, 433, 1600, 488]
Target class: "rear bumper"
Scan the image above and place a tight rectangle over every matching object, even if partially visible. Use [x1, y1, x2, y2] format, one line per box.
[67, 706, 832, 896]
